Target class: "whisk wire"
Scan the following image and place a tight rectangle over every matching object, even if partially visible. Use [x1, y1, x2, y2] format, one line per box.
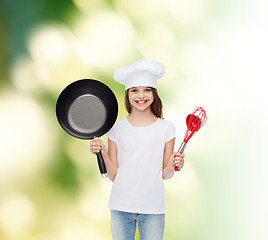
[184, 107, 207, 144]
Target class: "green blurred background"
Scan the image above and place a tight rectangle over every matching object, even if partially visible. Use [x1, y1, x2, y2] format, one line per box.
[0, 0, 267, 239]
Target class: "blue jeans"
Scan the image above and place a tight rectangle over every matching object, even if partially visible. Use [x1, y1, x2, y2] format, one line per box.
[110, 210, 165, 240]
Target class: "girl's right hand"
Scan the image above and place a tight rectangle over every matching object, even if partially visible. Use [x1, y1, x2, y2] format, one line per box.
[90, 137, 107, 154]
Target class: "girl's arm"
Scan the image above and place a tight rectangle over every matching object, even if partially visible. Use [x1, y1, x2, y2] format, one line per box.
[162, 138, 185, 179]
[90, 137, 118, 181]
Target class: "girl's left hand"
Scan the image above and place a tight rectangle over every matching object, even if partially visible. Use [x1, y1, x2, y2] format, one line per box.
[168, 153, 185, 171]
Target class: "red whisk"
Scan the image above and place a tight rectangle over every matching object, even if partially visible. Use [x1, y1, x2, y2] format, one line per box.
[175, 107, 207, 171]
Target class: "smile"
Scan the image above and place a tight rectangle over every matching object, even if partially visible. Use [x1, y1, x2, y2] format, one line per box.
[135, 100, 148, 105]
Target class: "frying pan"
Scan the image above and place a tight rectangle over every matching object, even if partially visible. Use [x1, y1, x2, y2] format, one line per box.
[56, 79, 118, 178]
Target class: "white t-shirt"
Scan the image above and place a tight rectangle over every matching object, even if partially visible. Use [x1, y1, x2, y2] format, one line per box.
[106, 117, 176, 214]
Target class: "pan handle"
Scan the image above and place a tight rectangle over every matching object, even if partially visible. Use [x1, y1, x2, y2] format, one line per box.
[96, 151, 107, 178]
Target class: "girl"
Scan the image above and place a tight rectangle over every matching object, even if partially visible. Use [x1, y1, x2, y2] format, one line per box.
[90, 59, 185, 240]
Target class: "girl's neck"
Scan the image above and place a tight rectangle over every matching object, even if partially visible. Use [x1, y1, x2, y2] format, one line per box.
[127, 109, 157, 127]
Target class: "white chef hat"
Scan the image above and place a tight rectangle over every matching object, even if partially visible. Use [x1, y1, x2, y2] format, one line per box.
[114, 58, 165, 90]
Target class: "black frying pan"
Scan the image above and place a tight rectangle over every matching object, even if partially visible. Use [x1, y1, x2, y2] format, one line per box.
[56, 79, 118, 178]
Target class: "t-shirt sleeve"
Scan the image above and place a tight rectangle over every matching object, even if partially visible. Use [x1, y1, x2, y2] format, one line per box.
[165, 121, 176, 143]
[106, 124, 116, 143]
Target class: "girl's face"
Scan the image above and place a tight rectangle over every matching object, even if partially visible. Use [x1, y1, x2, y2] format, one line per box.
[128, 86, 154, 112]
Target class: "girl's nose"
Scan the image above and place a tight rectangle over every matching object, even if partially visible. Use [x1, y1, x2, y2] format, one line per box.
[138, 91, 144, 98]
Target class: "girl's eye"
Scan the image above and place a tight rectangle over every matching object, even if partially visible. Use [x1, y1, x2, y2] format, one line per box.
[130, 89, 137, 92]
[145, 88, 152, 92]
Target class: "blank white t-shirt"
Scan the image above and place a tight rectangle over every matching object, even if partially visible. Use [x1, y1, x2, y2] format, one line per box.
[106, 117, 176, 214]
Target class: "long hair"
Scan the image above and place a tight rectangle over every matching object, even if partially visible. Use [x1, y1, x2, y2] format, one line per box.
[124, 88, 163, 119]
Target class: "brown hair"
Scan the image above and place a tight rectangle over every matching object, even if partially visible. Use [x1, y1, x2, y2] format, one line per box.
[124, 88, 163, 119]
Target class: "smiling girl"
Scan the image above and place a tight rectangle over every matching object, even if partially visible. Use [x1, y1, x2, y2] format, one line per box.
[90, 59, 184, 240]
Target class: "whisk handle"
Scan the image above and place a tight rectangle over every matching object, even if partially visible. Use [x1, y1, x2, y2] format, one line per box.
[175, 141, 187, 171]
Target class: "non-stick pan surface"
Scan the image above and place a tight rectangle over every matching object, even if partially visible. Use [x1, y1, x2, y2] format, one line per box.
[56, 79, 118, 139]
[56, 79, 118, 177]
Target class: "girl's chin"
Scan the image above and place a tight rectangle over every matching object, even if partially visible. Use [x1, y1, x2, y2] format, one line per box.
[132, 106, 150, 112]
